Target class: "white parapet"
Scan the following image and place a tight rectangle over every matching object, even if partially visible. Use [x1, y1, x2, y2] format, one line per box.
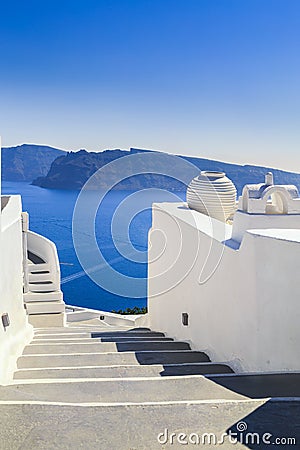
[232, 210, 300, 243]
[148, 201, 300, 373]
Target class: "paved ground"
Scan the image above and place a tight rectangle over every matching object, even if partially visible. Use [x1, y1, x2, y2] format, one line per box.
[0, 400, 299, 449]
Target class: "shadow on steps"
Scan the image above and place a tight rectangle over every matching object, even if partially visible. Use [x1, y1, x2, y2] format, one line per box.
[133, 350, 210, 365]
[160, 363, 234, 376]
[208, 373, 300, 399]
[92, 327, 232, 375]
[227, 400, 300, 449]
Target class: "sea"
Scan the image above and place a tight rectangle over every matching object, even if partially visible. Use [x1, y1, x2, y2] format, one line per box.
[2, 181, 184, 311]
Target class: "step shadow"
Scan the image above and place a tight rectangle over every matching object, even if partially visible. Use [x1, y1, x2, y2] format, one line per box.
[92, 330, 233, 375]
[226, 400, 300, 449]
[159, 363, 234, 376]
[133, 350, 210, 366]
[208, 373, 300, 398]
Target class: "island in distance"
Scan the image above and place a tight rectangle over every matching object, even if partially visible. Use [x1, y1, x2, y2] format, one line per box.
[32, 147, 300, 195]
[1, 144, 64, 182]
[2, 144, 300, 195]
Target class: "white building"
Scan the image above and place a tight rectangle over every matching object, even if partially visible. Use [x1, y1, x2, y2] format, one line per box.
[0, 140, 65, 383]
[148, 172, 300, 373]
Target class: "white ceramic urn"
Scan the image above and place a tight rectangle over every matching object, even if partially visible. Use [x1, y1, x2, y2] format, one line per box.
[186, 171, 237, 221]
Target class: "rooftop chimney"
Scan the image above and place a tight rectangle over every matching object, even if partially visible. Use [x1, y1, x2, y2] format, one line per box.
[265, 172, 274, 186]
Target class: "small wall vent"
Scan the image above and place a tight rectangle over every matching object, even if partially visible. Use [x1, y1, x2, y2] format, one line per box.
[182, 313, 189, 326]
[2, 313, 10, 329]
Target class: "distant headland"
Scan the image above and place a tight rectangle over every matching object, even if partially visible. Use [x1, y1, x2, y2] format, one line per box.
[2, 144, 300, 195]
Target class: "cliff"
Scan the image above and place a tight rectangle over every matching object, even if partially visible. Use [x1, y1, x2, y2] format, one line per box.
[32, 148, 300, 195]
[1, 144, 65, 182]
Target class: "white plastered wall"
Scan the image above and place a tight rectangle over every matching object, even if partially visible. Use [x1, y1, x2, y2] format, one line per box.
[0, 142, 33, 384]
[148, 202, 300, 373]
[232, 210, 300, 243]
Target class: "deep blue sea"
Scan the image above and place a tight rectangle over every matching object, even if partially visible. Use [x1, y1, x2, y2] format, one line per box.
[2, 182, 184, 311]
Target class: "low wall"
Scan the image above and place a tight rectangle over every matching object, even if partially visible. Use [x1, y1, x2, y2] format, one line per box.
[148, 202, 300, 373]
[0, 195, 33, 384]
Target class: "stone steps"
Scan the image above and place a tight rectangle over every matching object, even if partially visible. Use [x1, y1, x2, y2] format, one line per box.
[33, 333, 92, 340]
[8, 373, 300, 402]
[17, 350, 211, 368]
[1, 376, 246, 403]
[22, 341, 191, 355]
[33, 329, 165, 337]
[90, 331, 166, 338]
[32, 331, 166, 340]
[30, 337, 174, 344]
[33, 327, 136, 335]
[14, 363, 233, 380]
[1, 323, 299, 449]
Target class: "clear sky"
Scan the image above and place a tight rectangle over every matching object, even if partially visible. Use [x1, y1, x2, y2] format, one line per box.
[0, 0, 299, 171]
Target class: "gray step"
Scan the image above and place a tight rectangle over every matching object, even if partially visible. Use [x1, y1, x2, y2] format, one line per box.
[33, 333, 92, 340]
[17, 351, 210, 368]
[32, 338, 101, 344]
[1, 376, 246, 403]
[0, 400, 296, 450]
[30, 337, 174, 345]
[33, 331, 166, 340]
[14, 363, 233, 380]
[22, 341, 190, 355]
[34, 327, 150, 335]
[33, 331, 165, 339]
[91, 331, 166, 338]
[33, 328, 130, 335]
[95, 336, 171, 342]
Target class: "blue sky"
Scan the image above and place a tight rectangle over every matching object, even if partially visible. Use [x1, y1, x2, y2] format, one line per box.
[0, 0, 299, 171]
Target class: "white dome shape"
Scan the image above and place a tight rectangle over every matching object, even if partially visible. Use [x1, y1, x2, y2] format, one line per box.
[186, 171, 237, 222]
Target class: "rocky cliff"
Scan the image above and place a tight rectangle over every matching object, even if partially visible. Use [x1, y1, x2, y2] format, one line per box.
[2, 144, 65, 182]
[32, 147, 300, 195]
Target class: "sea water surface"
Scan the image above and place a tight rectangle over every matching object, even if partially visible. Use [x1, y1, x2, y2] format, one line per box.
[2, 181, 184, 311]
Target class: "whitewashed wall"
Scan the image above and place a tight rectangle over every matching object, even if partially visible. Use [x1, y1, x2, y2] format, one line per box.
[0, 193, 33, 384]
[148, 202, 300, 373]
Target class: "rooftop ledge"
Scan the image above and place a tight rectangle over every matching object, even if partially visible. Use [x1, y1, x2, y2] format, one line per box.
[153, 202, 232, 243]
[248, 228, 300, 244]
[153, 202, 300, 248]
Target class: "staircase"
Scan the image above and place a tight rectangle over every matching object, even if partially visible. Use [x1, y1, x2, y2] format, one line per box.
[13, 326, 234, 382]
[22, 227, 65, 327]
[0, 320, 299, 449]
